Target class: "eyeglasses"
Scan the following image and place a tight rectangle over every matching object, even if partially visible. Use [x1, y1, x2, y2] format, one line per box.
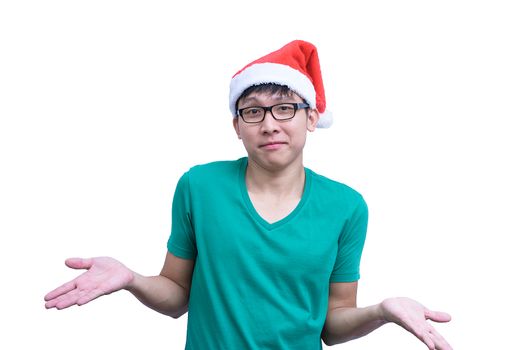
[236, 103, 310, 123]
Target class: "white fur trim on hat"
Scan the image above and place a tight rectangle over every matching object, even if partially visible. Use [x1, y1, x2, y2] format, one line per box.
[316, 110, 333, 128]
[229, 62, 316, 116]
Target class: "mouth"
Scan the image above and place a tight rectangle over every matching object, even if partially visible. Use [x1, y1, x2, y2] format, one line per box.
[260, 141, 287, 150]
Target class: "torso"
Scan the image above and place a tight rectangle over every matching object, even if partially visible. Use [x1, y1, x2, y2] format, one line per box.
[167, 158, 368, 349]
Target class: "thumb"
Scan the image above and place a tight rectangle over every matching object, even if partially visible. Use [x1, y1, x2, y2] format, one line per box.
[65, 257, 94, 270]
[425, 309, 452, 323]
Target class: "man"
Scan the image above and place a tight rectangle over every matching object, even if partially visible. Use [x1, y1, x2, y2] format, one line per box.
[45, 40, 452, 349]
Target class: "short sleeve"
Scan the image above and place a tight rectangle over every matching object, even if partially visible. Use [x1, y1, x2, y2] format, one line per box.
[167, 172, 197, 259]
[329, 194, 368, 282]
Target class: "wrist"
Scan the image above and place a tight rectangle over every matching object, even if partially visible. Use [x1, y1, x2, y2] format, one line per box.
[124, 271, 141, 292]
[376, 300, 391, 323]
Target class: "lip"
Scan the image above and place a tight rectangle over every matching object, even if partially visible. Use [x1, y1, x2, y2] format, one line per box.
[260, 141, 287, 150]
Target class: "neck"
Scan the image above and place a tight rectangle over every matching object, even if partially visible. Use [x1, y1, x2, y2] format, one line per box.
[245, 157, 305, 198]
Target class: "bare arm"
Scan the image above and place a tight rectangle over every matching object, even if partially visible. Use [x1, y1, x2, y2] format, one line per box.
[126, 252, 194, 318]
[44, 252, 194, 319]
[321, 282, 452, 350]
[321, 282, 386, 344]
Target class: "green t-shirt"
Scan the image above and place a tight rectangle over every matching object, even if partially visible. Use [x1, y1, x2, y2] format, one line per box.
[167, 158, 368, 349]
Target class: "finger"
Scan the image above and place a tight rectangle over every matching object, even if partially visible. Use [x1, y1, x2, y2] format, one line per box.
[47, 284, 104, 309]
[420, 331, 436, 350]
[44, 258, 94, 303]
[65, 257, 94, 270]
[44, 280, 76, 302]
[425, 309, 452, 323]
[45, 297, 61, 309]
[429, 327, 453, 350]
[408, 324, 435, 350]
[45, 288, 83, 309]
[54, 289, 87, 310]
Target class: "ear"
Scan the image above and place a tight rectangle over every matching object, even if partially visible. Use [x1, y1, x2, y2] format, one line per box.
[232, 117, 241, 139]
[307, 109, 320, 132]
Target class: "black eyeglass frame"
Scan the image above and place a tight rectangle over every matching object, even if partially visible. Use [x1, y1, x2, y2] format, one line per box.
[236, 102, 310, 123]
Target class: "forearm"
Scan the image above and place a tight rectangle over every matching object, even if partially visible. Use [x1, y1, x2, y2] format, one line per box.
[125, 272, 189, 318]
[322, 303, 388, 346]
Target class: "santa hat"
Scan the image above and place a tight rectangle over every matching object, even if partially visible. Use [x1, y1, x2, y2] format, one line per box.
[229, 40, 333, 128]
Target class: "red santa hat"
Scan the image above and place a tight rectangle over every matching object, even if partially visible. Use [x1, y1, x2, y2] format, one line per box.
[229, 40, 333, 128]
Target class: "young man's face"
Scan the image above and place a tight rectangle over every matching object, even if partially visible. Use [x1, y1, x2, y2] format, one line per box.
[233, 91, 319, 171]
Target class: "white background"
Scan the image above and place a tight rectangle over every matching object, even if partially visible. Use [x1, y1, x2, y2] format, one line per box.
[1, 1, 523, 349]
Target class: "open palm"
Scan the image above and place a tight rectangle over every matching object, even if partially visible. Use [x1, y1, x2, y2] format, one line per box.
[44, 257, 134, 310]
[381, 297, 452, 350]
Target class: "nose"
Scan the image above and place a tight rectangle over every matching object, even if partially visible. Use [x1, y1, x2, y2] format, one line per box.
[260, 109, 280, 134]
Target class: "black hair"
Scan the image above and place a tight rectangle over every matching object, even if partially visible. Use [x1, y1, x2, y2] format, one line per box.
[235, 83, 303, 111]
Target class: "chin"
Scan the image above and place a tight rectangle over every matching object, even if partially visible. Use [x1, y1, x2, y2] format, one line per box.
[251, 151, 302, 172]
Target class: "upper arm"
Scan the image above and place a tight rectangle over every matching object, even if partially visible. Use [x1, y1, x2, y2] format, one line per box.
[330, 194, 368, 283]
[160, 251, 195, 294]
[323, 281, 359, 343]
[327, 281, 358, 311]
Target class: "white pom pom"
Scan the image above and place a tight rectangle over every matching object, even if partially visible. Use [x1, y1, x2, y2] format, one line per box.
[316, 110, 333, 128]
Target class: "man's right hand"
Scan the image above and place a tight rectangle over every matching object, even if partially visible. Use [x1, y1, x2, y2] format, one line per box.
[44, 257, 134, 310]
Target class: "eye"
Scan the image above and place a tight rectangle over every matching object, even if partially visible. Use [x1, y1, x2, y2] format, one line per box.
[243, 107, 262, 116]
[275, 104, 293, 112]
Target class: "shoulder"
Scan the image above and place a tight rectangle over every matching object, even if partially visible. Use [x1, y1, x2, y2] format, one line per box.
[307, 168, 367, 213]
[308, 169, 364, 201]
[185, 158, 245, 179]
[179, 158, 245, 192]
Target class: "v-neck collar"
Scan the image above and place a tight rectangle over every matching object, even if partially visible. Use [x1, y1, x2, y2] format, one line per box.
[238, 157, 311, 231]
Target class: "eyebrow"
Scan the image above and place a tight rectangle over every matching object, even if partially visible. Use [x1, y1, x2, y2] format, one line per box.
[240, 94, 294, 104]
